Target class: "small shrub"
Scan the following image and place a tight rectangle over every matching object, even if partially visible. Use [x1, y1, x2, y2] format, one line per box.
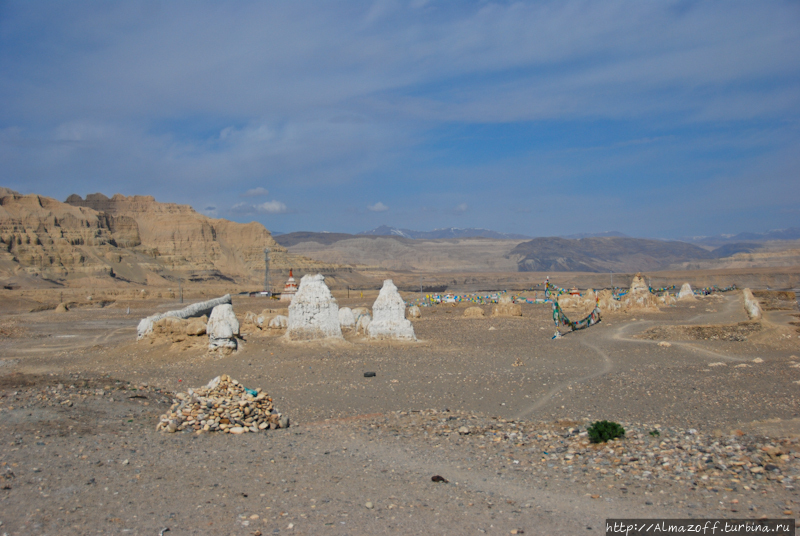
[587, 420, 625, 443]
[649, 429, 660, 437]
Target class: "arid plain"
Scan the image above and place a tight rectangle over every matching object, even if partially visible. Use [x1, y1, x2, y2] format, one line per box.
[0, 280, 799, 535]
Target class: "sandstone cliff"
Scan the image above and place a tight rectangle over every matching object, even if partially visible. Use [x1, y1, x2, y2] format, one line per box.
[0, 189, 343, 288]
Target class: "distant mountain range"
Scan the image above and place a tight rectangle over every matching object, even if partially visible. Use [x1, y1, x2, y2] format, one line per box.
[510, 237, 732, 273]
[682, 227, 800, 246]
[359, 225, 531, 240]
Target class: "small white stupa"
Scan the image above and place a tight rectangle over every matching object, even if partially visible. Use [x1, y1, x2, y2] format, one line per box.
[285, 274, 342, 341]
[280, 269, 299, 302]
[367, 280, 416, 341]
[677, 283, 696, 300]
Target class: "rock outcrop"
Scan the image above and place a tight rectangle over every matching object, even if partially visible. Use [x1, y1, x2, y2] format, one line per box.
[367, 280, 416, 341]
[207, 304, 240, 351]
[0, 189, 344, 287]
[491, 295, 522, 317]
[285, 274, 342, 341]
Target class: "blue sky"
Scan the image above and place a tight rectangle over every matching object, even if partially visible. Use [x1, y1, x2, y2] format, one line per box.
[1, 1, 798, 238]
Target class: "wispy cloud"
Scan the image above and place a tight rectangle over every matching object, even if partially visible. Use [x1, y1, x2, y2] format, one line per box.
[454, 203, 468, 213]
[231, 200, 290, 215]
[368, 202, 389, 212]
[242, 187, 269, 197]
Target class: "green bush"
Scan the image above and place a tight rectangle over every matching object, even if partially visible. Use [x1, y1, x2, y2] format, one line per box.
[649, 429, 660, 437]
[587, 420, 625, 443]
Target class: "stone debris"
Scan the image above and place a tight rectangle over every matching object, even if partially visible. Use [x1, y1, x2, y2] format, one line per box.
[619, 274, 659, 310]
[369, 410, 799, 495]
[678, 283, 696, 301]
[137, 294, 231, 339]
[338, 307, 356, 330]
[367, 280, 416, 340]
[207, 304, 240, 351]
[491, 295, 522, 317]
[157, 374, 288, 434]
[285, 274, 342, 341]
[268, 315, 288, 329]
[464, 306, 485, 318]
[407, 305, 421, 319]
[743, 288, 763, 321]
[186, 316, 207, 336]
[657, 341, 671, 347]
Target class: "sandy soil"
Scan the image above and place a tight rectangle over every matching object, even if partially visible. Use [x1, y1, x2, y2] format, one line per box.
[0, 288, 798, 535]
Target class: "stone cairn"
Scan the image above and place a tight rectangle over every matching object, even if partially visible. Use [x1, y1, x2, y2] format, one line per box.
[157, 375, 288, 434]
[285, 274, 343, 341]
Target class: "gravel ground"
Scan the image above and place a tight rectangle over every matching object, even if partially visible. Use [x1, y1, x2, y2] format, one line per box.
[0, 291, 798, 535]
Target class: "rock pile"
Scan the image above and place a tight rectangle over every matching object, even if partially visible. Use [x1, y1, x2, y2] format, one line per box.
[286, 274, 342, 341]
[157, 374, 289, 434]
[491, 295, 522, 317]
[407, 305, 421, 319]
[367, 280, 416, 340]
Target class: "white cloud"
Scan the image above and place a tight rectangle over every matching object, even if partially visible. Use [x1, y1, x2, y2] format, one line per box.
[454, 203, 468, 213]
[230, 200, 290, 215]
[242, 187, 269, 197]
[368, 201, 389, 212]
[258, 200, 289, 214]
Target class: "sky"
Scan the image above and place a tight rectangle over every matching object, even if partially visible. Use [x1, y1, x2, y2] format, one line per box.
[1, 1, 799, 239]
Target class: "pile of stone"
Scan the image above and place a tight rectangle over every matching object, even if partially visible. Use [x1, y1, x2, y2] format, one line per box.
[157, 374, 288, 434]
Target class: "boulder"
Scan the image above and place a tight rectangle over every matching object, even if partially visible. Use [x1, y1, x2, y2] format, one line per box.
[407, 305, 421, 319]
[464, 306, 485, 318]
[186, 317, 207, 336]
[207, 304, 240, 351]
[367, 280, 416, 340]
[268, 315, 288, 329]
[55, 303, 69, 313]
[285, 274, 342, 341]
[491, 295, 522, 317]
[677, 283, 696, 301]
[153, 317, 188, 343]
[339, 307, 356, 329]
